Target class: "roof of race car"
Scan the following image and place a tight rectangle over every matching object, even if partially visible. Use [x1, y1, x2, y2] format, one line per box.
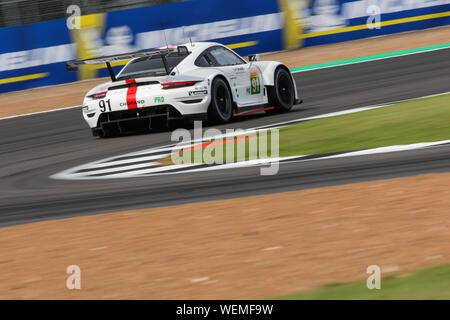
[66, 42, 236, 82]
[178, 42, 218, 53]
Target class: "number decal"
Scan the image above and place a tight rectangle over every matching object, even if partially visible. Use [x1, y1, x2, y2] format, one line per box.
[99, 100, 105, 112]
[99, 99, 112, 112]
[249, 71, 260, 95]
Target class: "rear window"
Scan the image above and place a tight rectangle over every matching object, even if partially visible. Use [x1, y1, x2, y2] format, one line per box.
[195, 53, 215, 67]
[117, 52, 189, 80]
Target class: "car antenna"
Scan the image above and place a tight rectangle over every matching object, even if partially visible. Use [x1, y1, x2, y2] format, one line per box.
[182, 26, 193, 47]
[162, 28, 169, 49]
[182, 26, 187, 44]
[158, 20, 169, 50]
[159, 25, 171, 75]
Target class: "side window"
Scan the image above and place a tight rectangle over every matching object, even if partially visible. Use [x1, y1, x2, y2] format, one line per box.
[195, 53, 214, 67]
[208, 46, 246, 66]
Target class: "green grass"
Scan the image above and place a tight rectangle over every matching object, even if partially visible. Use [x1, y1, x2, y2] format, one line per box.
[171, 130, 275, 165]
[162, 94, 450, 165]
[278, 93, 450, 156]
[272, 264, 450, 300]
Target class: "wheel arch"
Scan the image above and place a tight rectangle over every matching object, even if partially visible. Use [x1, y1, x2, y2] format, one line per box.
[254, 61, 299, 101]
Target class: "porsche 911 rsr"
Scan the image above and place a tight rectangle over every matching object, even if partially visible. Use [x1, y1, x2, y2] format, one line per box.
[66, 42, 302, 138]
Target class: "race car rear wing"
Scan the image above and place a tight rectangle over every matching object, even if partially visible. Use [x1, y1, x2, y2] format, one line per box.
[66, 46, 190, 82]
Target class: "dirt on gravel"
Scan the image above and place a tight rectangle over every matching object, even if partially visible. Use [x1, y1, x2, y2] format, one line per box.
[1, 172, 449, 299]
[0, 26, 448, 118]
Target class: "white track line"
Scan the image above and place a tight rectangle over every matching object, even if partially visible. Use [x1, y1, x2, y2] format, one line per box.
[256, 91, 450, 130]
[54, 139, 450, 180]
[51, 91, 450, 180]
[69, 161, 161, 177]
[153, 90, 450, 149]
[280, 139, 450, 165]
[151, 139, 450, 176]
[0, 105, 80, 121]
[87, 154, 168, 169]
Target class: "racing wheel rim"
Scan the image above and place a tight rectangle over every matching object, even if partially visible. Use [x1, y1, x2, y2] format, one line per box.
[277, 73, 293, 105]
[215, 83, 231, 116]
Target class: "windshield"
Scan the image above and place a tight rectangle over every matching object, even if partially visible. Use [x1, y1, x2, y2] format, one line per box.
[117, 52, 189, 80]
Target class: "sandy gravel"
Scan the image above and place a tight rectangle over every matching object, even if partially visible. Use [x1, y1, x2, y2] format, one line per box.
[1, 173, 449, 299]
[0, 26, 448, 118]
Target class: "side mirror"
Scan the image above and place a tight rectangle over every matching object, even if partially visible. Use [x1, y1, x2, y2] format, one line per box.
[248, 54, 259, 62]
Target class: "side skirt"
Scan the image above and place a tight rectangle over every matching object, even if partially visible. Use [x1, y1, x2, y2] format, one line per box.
[233, 105, 275, 117]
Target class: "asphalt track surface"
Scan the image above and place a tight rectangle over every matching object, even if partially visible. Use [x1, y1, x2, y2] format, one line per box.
[1, 49, 449, 227]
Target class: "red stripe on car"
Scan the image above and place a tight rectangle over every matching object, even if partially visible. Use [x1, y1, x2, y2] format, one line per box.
[126, 79, 138, 109]
[233, 107, 275, 117]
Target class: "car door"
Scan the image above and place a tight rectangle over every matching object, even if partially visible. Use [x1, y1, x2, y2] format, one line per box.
[207, 46, 264, 107]
[244, 64, 264, 106]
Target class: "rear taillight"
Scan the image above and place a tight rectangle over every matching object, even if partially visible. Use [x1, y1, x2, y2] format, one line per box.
[161, 81, 197, 90]
[89, 91, 107, 100]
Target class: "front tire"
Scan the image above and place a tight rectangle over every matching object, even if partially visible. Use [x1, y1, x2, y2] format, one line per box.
[267, 67, 295, 114]
[208, 77, 233, 123]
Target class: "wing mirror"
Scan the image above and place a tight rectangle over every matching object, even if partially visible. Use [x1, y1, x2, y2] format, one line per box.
[248, 54, 259, 62]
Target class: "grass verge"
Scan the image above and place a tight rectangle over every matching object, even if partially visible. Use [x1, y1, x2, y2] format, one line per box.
[279, 93, 450, 156]
[272, 264, 450, 299]
[163, 93, 450, 164]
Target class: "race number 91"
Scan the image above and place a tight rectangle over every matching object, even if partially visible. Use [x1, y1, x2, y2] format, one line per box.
[99, 99, 112, 112]
[250, 75, 260, 95]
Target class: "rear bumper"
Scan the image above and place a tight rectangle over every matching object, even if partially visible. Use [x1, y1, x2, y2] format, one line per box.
[92, 105, 206, 136]
[83, 80, 211, 129]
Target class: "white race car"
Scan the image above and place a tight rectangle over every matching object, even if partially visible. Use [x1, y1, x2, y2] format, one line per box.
[67, 42, 302, 137]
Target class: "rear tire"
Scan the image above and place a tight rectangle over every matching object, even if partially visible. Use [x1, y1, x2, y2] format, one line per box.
[266, 67, 295, 114]
[208, 77, 233, 123]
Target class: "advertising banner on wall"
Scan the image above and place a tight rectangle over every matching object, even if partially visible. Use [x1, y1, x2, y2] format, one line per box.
[0, 0, 283, 93]
[279, 0, 449, 49]
[0, 0, 448, 94]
